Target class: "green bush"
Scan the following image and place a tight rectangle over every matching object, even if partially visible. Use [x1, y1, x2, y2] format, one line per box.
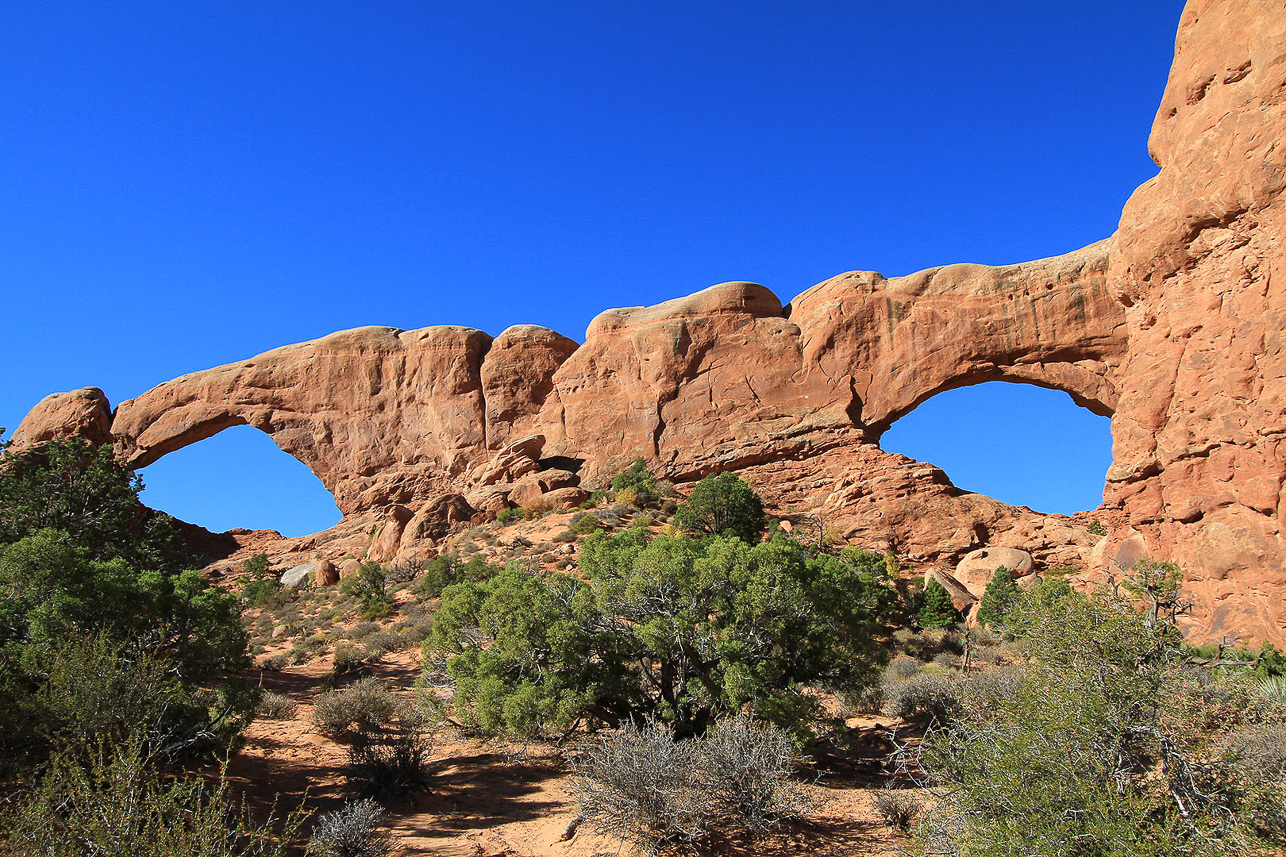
[240, 553, 284, 608]
[974, 566, 1017, 629]
[917, 576, 960, 629]
[342, 562, 394, 620]
[674, 472, 765, 543]
[904, 573, 1273, 856]
[496, 506, 524, 525]
[427, 528, 893, 737]
[0, 438, 185, 571]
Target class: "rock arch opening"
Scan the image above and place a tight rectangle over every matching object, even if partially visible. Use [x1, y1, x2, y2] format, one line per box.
[137, 424, 342, 537]
[877, 381, 1112, 515]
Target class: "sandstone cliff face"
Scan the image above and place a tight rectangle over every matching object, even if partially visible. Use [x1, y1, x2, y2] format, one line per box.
[1104, 0, 1286, 641]
[11, 0, 1286, 644]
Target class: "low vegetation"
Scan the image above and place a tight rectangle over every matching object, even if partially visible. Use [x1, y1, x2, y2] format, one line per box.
[3, 440, 1284, 856]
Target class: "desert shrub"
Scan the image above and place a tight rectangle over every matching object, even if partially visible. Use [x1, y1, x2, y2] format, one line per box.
[882, 670, 961, 723]
[873, 786, 922, 831]
[2, 732, 304, 857]
[257, 690, 298, 721]
[332, 642, 366, 676]
[902, 573, 1271, 857]
[574, 513, 606, 535]
[413, 554, 499, 599]
[573, 715, 809, 854]
[346, 621, 381, 640]
[314, 678, 399, 737]
[887, 655, 923, 680]
[892, 626, 922, 656]
[308, 798, 392, 857]
[362, 630, 408, 660]
[974, 566, 1017, 629]
[261, 652, 290, 671]
[697, 713, 811, 833]
[573, 719, 705, 855]
[428, 528, 894, 737]
[609, 458, 670, 508]
[917, 577, 960, 629]
[0, 438, 185, 571]
[552, 528, 577, 543]
[496, 506, 524, 524]
[240, 552, 284, 608]
[674, 471, 765, 543]
[345, 718, 433, 802]
[1220, 723, 1286, 839]
[341, 563, 394, 621]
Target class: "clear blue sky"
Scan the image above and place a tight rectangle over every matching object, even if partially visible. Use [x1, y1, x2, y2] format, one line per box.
[1, 2, 1184, 535]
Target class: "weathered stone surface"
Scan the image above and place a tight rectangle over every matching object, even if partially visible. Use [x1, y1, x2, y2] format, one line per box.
[480, 327, 578, 449]
[12, 0, 1286, 644]
[1101, 0, 1286, 643]
[475, 435, 545, 485]
[281, 563, 314, 588]
[787, 239, 1125, 432]
[954, 547, 1034, 598]
[542, 486, 590, 509]
[537, 281, 843, 486]
[367, 505, 414, 563]
[109, 326, 495, 515]
[925, 567, 978, 614]
[314, 558, 338, 587]
[338, 558, 362, 581]
[12, 387, 113, 448]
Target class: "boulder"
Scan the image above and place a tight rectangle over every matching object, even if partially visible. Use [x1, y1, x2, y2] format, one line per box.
[542, 486, 590, 509]
[314, 558, 339, 586]
[281, 563, 314, 588]
[953, 547, 1034, 599]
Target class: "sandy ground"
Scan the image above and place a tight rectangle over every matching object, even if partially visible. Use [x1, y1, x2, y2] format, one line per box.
[226, 648, 913, 857]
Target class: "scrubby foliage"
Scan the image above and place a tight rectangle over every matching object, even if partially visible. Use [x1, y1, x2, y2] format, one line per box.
[674, 471, 765, 542]
[308, 799, 392, 857]
[572, 715, 810, 854]
[427, 520, 894, 737]
[0, 434, 262, 846]
[917, 576, 960, 629]
[240, 552, 283, 607]
[3, 732, 304, 857]
[900, 569, 1286, 856]
[974, 565, 1017, 629]
[341, 562, 394, 620]
[0, 438, 185, 570]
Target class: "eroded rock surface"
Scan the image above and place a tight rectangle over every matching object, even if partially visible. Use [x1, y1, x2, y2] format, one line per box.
[1102, 0, 1286, 642]
[11, 0, 1286, 644]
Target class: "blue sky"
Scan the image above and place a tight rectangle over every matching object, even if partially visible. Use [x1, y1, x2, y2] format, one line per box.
[1, 2, 1184, 535]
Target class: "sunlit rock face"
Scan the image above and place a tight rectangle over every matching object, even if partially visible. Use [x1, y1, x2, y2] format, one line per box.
[12, 0, 1286, 644]
[1102, 0, 1286, 643]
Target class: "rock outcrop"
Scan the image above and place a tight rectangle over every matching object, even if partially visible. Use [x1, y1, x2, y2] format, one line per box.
[11, 0, 1286, 644]
[1101, 0, 1286, 642]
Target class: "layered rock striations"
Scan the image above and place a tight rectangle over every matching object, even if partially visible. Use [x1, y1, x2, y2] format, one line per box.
[11, 0, 1286, 643]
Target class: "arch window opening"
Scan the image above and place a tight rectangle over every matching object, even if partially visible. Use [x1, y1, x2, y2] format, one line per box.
[877, 382, 1112, 516]
[138, 425, 342, 538]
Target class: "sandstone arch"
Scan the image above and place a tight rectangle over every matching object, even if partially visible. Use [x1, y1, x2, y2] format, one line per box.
[13, 0, 1286, 643]
[787, 238, 1127, 437]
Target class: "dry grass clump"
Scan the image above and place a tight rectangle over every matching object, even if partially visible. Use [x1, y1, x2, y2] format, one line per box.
[256, 691, 298, 721]
[572, 715, 810, 855]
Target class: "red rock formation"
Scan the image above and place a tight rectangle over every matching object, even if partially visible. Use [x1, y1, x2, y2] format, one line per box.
[11, 0, 1286, 644]
[1103, 0, 1286, 642]
[11, 387, 112, 448]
